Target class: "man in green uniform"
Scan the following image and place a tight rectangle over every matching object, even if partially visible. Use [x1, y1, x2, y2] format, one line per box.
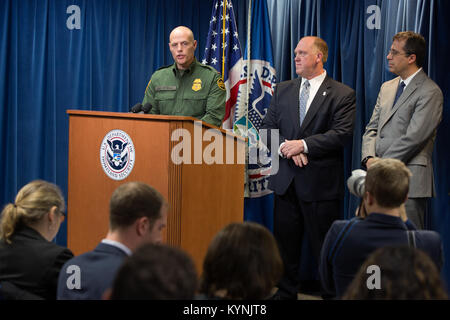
[142, 26, 226, 128]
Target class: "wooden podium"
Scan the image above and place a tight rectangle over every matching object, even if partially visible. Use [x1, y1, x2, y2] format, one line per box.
[67, 110, 245, 272]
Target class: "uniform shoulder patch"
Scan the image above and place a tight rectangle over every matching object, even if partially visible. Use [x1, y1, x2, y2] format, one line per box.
[217, 78, 226, 91]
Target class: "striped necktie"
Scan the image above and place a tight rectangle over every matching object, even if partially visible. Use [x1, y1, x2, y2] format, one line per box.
[299, 80, 310, 126]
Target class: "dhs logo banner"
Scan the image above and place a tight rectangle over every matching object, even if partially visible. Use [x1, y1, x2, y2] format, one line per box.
[234, 59, 276, 198]
[236, 60, 276, 130]
[100, 129, 135, 181]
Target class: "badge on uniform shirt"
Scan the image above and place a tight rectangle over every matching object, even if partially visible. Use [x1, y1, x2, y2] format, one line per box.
[217, 78, 225, 91]
[192, 78, 202, 91]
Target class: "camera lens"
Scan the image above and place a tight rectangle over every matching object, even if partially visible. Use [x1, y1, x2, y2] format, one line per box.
[347, 169, 366, 198]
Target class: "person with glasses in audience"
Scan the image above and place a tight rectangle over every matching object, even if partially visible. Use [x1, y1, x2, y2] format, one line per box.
[0, 180, 73, 299]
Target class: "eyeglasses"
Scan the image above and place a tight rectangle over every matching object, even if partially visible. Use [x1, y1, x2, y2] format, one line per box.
[388, 49, 410, 57]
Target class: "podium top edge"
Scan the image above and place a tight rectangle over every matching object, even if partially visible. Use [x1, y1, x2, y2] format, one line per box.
[66, 110, 247, 141]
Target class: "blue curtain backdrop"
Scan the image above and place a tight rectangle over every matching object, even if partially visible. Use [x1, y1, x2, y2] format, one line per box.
[1, 0, 449, 288]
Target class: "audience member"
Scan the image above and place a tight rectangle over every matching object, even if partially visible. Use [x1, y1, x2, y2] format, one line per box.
[343, 246, 448, 300]
[0, 180, 73, 299]
[319, 158, 443, 298]
[57, 182, 167, 299]
[108, 243, 198, 300]
[198, 222, 283, 300]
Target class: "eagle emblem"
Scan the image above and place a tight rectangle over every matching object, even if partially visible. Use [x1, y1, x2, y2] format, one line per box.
[100, 129, 135, 181]
[106, 140, 128, 169]
[192, 78, 202, 91]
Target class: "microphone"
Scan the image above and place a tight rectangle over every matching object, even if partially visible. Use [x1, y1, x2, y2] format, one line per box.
[142, 103, 152, 113]
[130, 103, 142, 113]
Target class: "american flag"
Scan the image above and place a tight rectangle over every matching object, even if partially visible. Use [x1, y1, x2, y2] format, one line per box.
[202, 0, 244, 129]
[203, 0, 276, 231]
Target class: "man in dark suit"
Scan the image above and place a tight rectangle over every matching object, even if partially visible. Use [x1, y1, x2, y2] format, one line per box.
[57, 182, 167, 300]
[362, 31, 443, 230]
[261, 36, 356, 299]
[319, 158, 443, 298]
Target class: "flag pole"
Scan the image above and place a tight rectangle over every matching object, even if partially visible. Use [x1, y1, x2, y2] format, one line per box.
[221, 0, 227, 80]
[246, 0, 252, 139]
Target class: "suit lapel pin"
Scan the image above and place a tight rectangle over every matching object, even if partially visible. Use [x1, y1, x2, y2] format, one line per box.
[323, 91, 327, 96]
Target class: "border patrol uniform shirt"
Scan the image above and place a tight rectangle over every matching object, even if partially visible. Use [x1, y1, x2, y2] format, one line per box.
[142, 59, 226, 127]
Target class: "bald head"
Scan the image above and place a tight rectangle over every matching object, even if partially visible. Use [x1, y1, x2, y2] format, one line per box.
[169, 26, 197, 70]
[170, 26, 195, 43]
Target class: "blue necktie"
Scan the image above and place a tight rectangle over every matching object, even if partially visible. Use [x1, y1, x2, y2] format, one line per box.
[299, 80, 310, 126]
[393, 81, 405, 107]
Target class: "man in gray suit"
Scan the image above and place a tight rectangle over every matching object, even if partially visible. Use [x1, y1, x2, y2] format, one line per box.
[362, 31, 443, 229]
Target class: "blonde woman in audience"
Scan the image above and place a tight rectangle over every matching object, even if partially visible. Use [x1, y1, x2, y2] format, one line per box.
[0, 180, 73, 299]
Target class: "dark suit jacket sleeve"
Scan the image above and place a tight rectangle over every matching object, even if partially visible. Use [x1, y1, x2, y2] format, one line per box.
[304, 89, 356, 158]
[319, 222, 341, 296]
[43, 248, 74, 299]
[260, 84, 287, 152]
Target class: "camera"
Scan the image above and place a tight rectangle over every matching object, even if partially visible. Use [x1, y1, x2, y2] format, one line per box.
[347, 169, 366, 198]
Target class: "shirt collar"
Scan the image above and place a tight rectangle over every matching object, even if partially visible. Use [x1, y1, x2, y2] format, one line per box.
[172, 58, 197, 76]
[101, 239, 132, 256]
[401, 67, 422, 87]
[301, 70, 327, 87]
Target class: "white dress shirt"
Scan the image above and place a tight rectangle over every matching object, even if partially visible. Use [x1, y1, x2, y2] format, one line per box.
[278, 70, 327, 157]
[402, 67, 422, 87]
[101, 239, 132, 256]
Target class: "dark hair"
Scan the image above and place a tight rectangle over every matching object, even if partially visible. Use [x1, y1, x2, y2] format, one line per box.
[365, 158, 411, 208]
[343, 246, 448, 300]
[110, 243, 198, 299]
[199, 222, 283, 299]
[109, 182, 165, 230]
[393, 31, 426, 68]
[0, 180, 65, 243]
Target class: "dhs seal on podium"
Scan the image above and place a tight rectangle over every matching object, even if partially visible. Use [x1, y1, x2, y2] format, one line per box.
[100, 129, 135, 180]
